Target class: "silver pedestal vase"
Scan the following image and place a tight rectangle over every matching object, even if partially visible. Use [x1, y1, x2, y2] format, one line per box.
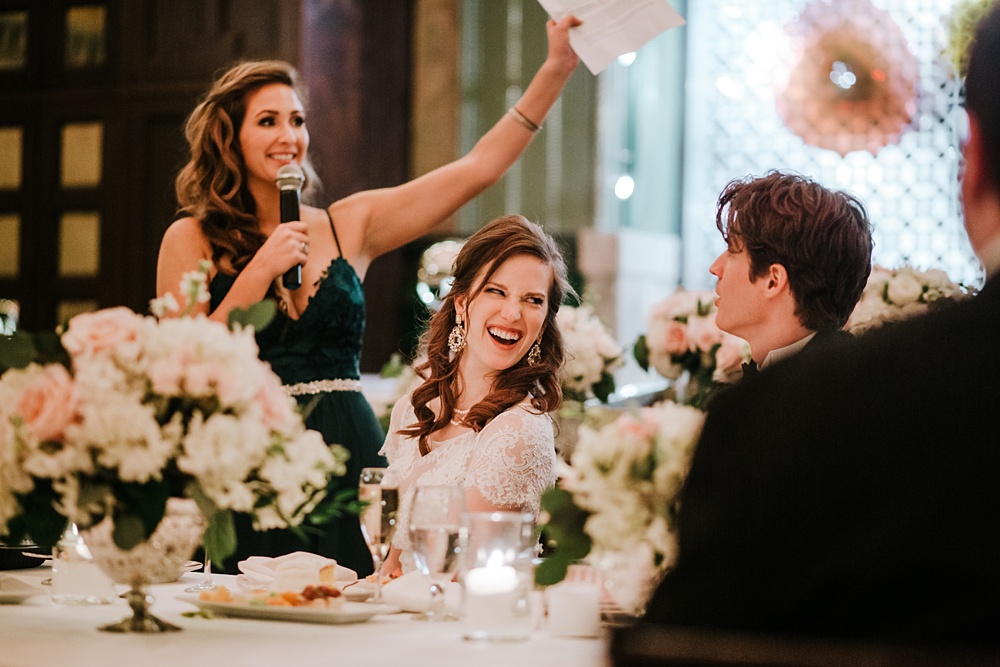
[82, 497, 205, 633]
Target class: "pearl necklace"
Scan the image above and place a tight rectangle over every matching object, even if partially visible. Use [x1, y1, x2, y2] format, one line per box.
[449, 407, 470, 428]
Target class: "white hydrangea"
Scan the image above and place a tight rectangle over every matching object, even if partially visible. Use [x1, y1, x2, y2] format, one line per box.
[847, 264, 973, 334]
[560, 400, 705, 574]
[557, 304, 623, 401]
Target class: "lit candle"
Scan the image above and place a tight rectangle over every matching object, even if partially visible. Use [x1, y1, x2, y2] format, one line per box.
[465, 565, 519, 595]
[463, 555, 531, 641]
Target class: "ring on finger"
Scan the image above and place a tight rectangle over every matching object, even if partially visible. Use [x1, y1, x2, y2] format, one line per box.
[301, 242, 309, 254]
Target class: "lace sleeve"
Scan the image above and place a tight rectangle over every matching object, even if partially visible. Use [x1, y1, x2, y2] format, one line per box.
[463, 406, 557, 516]
[377, 393, 412, 464]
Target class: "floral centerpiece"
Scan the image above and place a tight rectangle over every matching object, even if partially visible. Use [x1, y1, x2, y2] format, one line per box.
[633, 288, 749, 408]
[557, 303, 623, 404]
[846, 264, 974, 335]
[536, 400, 705, 614]
[0, 266, 350, 569]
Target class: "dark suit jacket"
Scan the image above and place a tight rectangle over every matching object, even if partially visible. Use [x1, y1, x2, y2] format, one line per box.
[637, 276, 1000, 647]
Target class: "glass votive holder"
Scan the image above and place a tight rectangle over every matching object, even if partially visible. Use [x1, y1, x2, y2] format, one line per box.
[51, 523, 117, 606]
[460, 511, 536, 642]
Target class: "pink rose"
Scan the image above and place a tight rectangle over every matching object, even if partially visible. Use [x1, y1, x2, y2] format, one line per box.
[714, 336, 748, 374]
[15, 365, 78, 442]
[687, 313, 723, 353]
[61, 307, 143, 358]
[256, 374, 299, 433]
[661, 320, 690, 356]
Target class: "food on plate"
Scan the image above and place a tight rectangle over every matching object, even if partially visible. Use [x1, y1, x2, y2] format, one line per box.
[200, 584, 344, 609]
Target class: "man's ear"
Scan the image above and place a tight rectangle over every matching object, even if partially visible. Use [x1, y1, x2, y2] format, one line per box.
[763, 263, 789, 297]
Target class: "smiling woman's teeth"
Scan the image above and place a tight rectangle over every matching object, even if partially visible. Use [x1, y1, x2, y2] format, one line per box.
[488, 327, 520, 345]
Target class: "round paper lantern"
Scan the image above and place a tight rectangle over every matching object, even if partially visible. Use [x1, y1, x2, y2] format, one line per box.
[775, 0, 920, 157]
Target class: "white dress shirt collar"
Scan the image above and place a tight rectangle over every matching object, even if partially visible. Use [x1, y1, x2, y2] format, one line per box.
[759, 332, 817, 371]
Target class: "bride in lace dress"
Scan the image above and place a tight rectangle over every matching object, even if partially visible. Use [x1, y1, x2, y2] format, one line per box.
[380, 215, 570, 573]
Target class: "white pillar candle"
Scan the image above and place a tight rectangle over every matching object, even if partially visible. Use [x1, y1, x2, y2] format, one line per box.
[546, 582, 601, 637]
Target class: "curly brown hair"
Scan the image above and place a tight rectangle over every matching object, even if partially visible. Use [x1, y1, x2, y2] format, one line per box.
[716, 170, 873, 331]
[398, 215, 572, 456]
[175, 60, 320, 275]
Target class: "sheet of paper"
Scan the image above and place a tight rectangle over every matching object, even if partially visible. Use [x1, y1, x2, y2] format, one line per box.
[537, 0, 686, 74]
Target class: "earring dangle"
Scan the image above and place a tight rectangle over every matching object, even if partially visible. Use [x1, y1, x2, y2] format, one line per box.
[526, 335, 542, 366]
[448, 317, 467, 354]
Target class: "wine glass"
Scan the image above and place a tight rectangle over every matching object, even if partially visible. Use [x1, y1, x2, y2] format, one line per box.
[408, 485, 465, 621]
[184, 556, 214, 593]
[359, 467, 400, 604]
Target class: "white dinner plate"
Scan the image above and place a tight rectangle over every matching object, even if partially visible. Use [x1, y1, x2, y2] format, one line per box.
[177, 595, 391, 625]
[339, 584, 372, 602]
[0, 576, 42, 604]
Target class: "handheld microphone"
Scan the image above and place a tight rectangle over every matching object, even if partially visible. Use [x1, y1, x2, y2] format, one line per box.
[276, 164, 306, 290]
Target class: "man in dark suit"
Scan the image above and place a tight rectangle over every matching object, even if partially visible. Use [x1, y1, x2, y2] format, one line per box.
[708, 171, 872, 376]
[630, 4, 1000, 649]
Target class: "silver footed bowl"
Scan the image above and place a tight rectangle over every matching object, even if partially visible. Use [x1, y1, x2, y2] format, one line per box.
[82, 497, 205, 633]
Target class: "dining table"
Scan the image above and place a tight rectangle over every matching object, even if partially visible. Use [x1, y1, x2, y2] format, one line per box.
[0, 565, 611, 667]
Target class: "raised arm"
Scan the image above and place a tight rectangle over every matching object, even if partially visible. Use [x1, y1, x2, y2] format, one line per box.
[338, 15, 582, 270]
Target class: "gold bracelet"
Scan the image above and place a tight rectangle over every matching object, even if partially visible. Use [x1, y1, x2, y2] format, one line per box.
[508, 106, 542, 132]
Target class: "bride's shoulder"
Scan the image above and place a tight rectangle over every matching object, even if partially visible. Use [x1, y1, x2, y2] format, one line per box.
[484, 401, 553, 435]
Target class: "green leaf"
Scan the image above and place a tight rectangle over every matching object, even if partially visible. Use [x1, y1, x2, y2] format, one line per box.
[116, 480, 170, 541]
[202, 511, 237, 565]
[633, 335, 650, 372]
[534, 488, 593, 587]
[593, 371, 616, 403]
[112, 513, 147, 551]
[4, 481, 67, 548]
[535, 555, 572, 587]
[0, 332, 39, 371]
[228, 299, 277, 332]
[308, 487, 365, 524]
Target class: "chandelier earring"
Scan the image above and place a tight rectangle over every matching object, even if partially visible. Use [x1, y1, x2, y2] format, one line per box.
[526, 334, 542, 366]
[448, 315, 467, 355]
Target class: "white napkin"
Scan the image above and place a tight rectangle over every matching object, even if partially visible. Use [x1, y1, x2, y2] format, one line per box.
[236, 552, 358, 592]
[381, 570, 461, 613]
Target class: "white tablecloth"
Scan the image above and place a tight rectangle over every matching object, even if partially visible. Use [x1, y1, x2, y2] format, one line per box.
[0, 566, 609, 667]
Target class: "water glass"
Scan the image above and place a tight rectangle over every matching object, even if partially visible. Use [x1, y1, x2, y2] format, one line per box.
[460, 511, 536, 642]
[408, 485, 465, 621]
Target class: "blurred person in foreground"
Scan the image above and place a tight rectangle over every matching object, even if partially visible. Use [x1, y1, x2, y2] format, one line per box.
[630, 4, 1000, 648]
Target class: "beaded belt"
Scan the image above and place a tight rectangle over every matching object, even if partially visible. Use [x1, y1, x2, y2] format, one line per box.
[282, 378, 362, 396]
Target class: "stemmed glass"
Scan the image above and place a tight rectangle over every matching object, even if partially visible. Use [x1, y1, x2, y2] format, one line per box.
[359, 467, 400, 604]
[184, 557, 214, 593]
[408, 485, 465, 621]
